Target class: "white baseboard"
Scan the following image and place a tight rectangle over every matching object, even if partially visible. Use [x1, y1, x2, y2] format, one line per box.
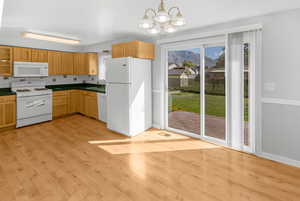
[152, 124, 162, 129]
[257, 152, 300, 168]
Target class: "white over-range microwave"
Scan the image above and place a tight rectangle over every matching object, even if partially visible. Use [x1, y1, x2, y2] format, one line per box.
[14, 62, 48, 77]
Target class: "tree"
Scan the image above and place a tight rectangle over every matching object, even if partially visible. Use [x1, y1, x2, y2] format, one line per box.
[182, 60, 196, 68]
[215, 49, 225, 69]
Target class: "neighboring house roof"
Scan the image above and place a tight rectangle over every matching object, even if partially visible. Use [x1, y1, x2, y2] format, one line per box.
[168, 63, 178, 70]
[168, 68, 185, 76]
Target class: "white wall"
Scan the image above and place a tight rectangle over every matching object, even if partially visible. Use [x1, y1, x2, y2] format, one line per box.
[152, 8, 300, 166]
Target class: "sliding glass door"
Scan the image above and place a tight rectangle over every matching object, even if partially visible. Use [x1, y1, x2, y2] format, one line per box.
[165, 33, 257, 152]
[203, 46, 226, 141]
[167, 48, 201, 135]
[166, 45, 227, 143]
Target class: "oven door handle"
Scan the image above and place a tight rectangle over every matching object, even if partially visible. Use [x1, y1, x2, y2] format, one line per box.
[36, 100, 46, 107]
[25, 100, 46, 108]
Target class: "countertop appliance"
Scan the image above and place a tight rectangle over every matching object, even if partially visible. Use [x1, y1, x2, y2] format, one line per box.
[14, 62, 48, 77]
[106, 57, 152, 137]
[11, 80, 52, 128]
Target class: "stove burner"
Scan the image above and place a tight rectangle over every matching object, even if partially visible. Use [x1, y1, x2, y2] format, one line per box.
[16, 89, 31, 92]
[34, 88, 48, 91]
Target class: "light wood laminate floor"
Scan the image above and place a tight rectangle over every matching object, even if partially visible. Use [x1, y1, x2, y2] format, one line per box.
[0, 114, 299, 201]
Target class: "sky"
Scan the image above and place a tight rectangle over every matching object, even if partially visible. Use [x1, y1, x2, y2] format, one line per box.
[189, 47, 225, 60]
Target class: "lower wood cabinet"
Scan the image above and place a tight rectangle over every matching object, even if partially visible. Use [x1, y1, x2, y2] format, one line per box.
[53, 90, 98, 119]
[0, 95, 16, 129]
[52, 91, 68, 118]
[83, 91, 98, 119]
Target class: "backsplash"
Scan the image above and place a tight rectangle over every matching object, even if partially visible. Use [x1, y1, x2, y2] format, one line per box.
[0, 75, 90, 88]
[84, 75, 106, 85]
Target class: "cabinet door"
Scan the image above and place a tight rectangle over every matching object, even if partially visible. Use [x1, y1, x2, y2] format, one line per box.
[48, 51, 62, 75]
[74, 53, 87, 75]
[13, 47, 32, 62]
[78, 91, 85, 114]
[136, 41, 155, 60]
[4, 102, 16, 126]
[53, 95, 68, 117]
[112, 44, 125, 58]
[123, 41, 137, 58]
[80, 53, 88, 75]
[0, 96, 16, 128]
[0, 46, 12, 76]
[68, 90, 80, 113]
[87, 53, 98, 75]
[84, 92, 98, 119]
[112, 41, 155, 59]
[73, 53, 80, 75]
[0, 103, 4, 127]
[53, 91, 68, 118]
[31, 49, 48, 62]
[61, 52, 74, 75]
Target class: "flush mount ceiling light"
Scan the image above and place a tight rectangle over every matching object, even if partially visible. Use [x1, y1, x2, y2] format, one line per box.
[21, 32, 80, 45]
[139, 0, 186, 34]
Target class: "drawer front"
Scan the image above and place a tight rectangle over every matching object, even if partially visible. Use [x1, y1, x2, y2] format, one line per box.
[85, 91, 97, 97]
[53, 95, 68, 106]
[53, 91, 68, 96]
[0, 95, 16, 103]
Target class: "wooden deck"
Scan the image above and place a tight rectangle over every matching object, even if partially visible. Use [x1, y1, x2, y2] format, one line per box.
[0, 114, 299, 201]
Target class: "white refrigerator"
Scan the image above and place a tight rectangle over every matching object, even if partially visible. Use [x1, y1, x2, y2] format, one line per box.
[106, 57, 152, 137]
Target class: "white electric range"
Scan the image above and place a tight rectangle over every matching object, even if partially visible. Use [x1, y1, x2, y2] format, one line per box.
[11, 81, 52, 128]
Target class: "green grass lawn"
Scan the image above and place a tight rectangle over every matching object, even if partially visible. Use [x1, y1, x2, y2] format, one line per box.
[170, 92, 248, 121]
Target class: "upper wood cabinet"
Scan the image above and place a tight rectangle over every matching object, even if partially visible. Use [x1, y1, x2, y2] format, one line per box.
[0, 95, 16, 129]
[31, 49, 48, 62]
[73, 53, 87, 75]
[5, 46, 98, 76]
[61, 52, 74, 75]
[48, 51, 62, 75]
[0, 46, 13, 76]
[112, 41, 155, 60]
[86, 53, 98, 75]
[13, 47, 32, 62]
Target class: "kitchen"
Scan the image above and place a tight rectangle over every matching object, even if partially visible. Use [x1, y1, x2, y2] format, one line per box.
[0, 41, 154, 136]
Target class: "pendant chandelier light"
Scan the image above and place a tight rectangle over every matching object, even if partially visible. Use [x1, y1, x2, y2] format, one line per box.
[139, 0, 186, 34]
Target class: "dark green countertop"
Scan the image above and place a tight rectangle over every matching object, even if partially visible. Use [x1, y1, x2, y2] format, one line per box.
[0, 88, 16, 96]
[0, 84, 105, 97]
[46, 84, 106, 94]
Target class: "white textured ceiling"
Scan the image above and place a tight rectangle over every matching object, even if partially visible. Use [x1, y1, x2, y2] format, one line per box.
[2, 0, 300, 45]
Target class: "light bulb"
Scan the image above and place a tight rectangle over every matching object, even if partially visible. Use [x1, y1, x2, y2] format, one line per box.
[139, 15, 153, 29]
[171, 12, 186, 26]
[164, 24, 177, 33]
[147, 24, 161, 34]
[154, 10, 170, 23]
